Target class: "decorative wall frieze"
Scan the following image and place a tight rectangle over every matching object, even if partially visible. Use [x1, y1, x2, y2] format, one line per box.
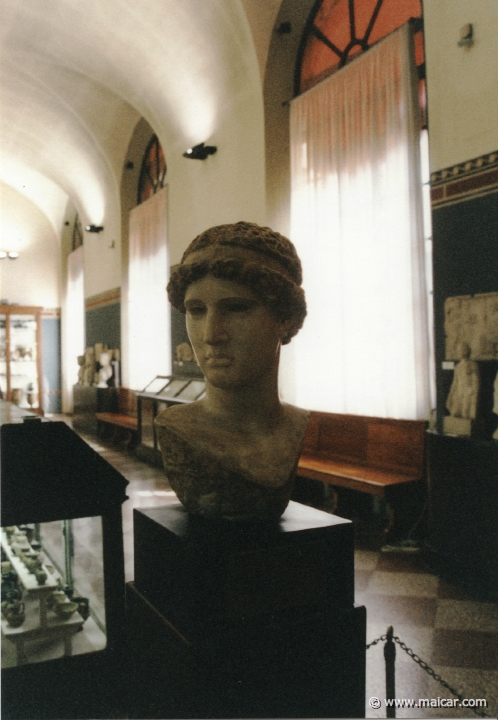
[431, 151, 498, 208]
[85, 287, 121, 312]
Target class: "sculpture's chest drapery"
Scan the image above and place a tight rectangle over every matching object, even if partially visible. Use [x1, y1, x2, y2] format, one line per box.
[155, 406, 309, 522]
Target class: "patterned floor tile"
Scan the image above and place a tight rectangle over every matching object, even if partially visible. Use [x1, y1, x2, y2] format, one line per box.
[435, 600, 498, 632]
[360, 595, 438, 628]
[376, 552, 430, 574]
[355, 569, 373, 592]
[432, 629, 498, 670]
[427, 667, 498, 718]
[366, 571, 439, 597]
[355, 548, 380, 570]
[437, 578, 482, 601]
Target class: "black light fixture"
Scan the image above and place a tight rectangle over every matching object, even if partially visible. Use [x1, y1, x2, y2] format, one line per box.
[85, 225, 104, 233]
[276, 21, 292, 35]
[458, 23, 474, 47]
[183, 142, 217, 160]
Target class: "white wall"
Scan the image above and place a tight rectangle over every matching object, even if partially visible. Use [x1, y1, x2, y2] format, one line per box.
[0, 183, 60, 308]
[162, 90, 266, 267]
[71, 2, 266, 294]
[424, 0, 498, 171]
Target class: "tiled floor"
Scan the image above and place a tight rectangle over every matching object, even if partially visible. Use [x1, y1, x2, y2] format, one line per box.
[357, 549, 498, 718]
[60, 418, 498, 719]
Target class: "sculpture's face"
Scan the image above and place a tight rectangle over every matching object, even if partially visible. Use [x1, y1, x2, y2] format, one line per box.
[184, 274, 289, 390]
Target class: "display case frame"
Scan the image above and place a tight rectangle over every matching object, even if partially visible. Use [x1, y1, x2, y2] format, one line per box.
[0, 306, 43, 413]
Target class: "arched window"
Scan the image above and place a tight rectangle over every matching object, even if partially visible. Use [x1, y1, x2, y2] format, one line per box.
[128, 132, 170, 390]
[297, 0, 426, 126]
[137, 135, 167, 205]
[289, 3, 434, 419]
[72, 213, 83, 251]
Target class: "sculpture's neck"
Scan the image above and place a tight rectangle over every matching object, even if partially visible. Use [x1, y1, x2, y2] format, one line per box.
[203, 373, 283, 435]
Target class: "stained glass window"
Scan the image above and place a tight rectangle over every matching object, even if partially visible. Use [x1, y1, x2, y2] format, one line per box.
[297, 0, 426, 126]
[137, 135, 167, 205]
[72, 214, 83, 251]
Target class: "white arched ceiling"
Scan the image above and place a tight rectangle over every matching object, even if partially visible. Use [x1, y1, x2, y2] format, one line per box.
[0, 0, 268, 264]
[0, 159, 68, 240]
[0, 182, 61, 308]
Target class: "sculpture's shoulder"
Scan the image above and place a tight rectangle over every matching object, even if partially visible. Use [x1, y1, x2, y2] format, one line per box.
[153, 400, 310, 520]
[281, 403, 310, 444]
[154, 400, 205, 433]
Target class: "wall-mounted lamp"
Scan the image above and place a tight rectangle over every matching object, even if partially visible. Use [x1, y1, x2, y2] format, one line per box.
[183, 143, 217, 160]
[0, 251, 19, 260]
[458, 23, 474, 48]
[276, 21, 292, 35]
[85, 225, 104, 233]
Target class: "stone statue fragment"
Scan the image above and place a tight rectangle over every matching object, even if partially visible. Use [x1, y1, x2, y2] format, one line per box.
[155, 222, 309, 522]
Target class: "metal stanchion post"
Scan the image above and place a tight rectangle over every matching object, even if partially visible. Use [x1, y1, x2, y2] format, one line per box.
[384, 625, 396, 718]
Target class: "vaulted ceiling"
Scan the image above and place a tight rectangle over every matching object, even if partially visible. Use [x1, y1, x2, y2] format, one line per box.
[0, 0, 280, 241]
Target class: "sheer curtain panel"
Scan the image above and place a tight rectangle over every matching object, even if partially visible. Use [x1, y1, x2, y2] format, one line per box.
[290, 23, 430, 420]
[128, 187, 170, 391]
[62, 246, 84, 412]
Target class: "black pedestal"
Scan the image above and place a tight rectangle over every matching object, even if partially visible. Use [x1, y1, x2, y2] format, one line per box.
[134, 501, 355, 633]
[72, 385, 116, 434]
[128, 501, 366, 718]
[427, 431, 498, 599]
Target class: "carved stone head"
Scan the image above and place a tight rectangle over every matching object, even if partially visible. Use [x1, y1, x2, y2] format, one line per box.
[167, 221, 307, 345]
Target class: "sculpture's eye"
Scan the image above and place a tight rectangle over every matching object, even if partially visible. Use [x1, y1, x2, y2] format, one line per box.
[223, 300, 253, 313]
[185, 302, 206, 317]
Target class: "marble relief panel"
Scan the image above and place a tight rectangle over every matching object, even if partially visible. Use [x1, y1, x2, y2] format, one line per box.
[445, 292, 498, 360]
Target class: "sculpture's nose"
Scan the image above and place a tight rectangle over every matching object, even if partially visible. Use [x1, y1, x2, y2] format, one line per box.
[203, 309, 229, 344]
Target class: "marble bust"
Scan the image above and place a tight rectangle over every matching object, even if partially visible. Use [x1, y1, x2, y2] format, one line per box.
[97, 351, 113, 388]
[155, 221, 309, 522]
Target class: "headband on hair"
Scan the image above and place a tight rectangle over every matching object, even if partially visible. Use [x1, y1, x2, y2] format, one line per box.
[168, 222, 307, 344]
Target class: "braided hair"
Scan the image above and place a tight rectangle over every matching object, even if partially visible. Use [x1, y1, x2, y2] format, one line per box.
[167, 222, 306, 345]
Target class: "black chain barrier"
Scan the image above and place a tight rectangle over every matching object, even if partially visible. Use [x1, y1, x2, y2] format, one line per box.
[366, 630, 491, 719]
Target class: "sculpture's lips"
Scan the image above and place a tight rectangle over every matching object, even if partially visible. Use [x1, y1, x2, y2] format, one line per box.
[205, 356, 232, 367]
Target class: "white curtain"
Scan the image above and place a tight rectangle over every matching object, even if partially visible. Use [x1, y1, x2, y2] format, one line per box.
[290, 24, 430, 420]
[62, 246, 84, 413]
[128, 187, 170, 391]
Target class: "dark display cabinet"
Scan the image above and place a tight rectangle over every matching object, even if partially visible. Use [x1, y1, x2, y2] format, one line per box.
[1, 403, 129, 719]
[426, 430, 498, 599]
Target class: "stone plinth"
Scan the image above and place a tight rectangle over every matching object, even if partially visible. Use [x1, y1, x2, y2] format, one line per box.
[133, 500, 354, 635]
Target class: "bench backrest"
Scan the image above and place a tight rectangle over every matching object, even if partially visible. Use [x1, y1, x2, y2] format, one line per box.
[301, 411, 426, 477]
[117, 387, 138, 417]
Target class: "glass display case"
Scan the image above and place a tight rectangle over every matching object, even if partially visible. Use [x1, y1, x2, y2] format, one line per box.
[136, 375, 206, 465]
[1, 518, 106, 668]
[1, 409, 129, 719]
[0, 306, 42, 412]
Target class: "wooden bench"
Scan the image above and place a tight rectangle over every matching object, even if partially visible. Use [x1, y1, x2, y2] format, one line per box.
[96, 388, 138, 448]
[297, 411, 427, 539]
